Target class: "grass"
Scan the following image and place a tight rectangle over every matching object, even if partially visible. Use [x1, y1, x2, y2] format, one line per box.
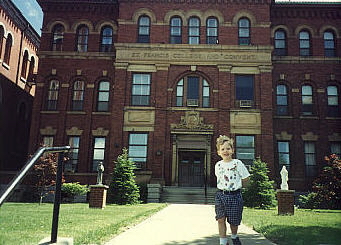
[0, 202, 167, 245]
[243, 207, 341, 245]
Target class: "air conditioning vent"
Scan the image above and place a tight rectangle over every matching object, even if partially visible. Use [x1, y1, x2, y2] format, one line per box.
[239, 100, 253, 108]
[187, 99, 199, 107]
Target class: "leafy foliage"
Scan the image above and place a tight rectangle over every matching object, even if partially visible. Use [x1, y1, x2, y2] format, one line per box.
[30, 152, 65, 204]
[61, 182, 89, 197]
[243, 158, 277, 209]
[108, 148, 140, 205]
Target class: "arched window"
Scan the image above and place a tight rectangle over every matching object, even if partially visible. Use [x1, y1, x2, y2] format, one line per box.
[299, 30, 311, 56]
[52, 24, 64, 51]
[274, 29, 287, 56]
[327, 85, 340, 117]
[170, 17, 182, 44]
[0, 26, 4, 58]
[324, 31, 336, 57]
[4, 34, 12, 64]
[206, 17, 218, 44]
[21, 50, 29, 79]
[175, 76, 210, 107]
[72, 80, 85, 111]
[302, 85, 313, 115]
[46, 80, 60, 110]
[28, 56, 35, 80]
[188, 17, 200, 44]
[138, 16, 150, 43]
[76, 25, 89, 52]
[276, 84, 288, 115]
[97, 81, 110, 111]
[238, 18, 250, 45]
[100, 26, 113, 52]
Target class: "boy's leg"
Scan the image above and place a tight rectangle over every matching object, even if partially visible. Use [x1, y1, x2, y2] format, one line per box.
[230, 224, 242, 245]
[217, 217, 227, 237]
[230, 224, 238, 235]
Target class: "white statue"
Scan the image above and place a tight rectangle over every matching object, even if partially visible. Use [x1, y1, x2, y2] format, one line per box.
[97, 162, 104, 185]
[280, 166, 289, 190]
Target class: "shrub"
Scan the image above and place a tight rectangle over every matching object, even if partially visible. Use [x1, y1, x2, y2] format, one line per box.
[243, 158, 277, 209]
[298, 192, 320, 209]
[108, 148, 140, 205]
[61, 182, 89, 198]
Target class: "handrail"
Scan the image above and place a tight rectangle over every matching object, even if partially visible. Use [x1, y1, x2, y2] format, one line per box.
[0, 146, 70, 206]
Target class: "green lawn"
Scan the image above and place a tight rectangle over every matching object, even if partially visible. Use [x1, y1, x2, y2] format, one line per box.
[0, 202, 166, 245]
[243, 207, 341, 245]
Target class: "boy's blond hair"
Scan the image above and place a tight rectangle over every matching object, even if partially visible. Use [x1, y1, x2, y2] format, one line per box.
[216, 135, 234, 151]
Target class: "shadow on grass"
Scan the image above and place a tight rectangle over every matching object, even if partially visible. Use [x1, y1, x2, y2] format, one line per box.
[258, 225, 341, 245]
[162, 233, 274, 245]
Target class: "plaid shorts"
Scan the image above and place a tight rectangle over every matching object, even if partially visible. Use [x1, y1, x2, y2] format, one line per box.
[215, 190, 243, 226]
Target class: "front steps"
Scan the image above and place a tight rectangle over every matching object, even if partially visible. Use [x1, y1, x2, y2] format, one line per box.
[161, 186, 216, 204]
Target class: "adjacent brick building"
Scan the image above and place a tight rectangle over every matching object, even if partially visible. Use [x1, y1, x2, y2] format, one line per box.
[30, 0, 340, 192]
[0, 0, 39, 180]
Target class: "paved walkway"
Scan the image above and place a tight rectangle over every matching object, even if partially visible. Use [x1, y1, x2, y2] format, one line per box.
[105, 204, 276, 245]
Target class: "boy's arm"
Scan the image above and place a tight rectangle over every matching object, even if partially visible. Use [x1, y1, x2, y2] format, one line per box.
[242, 177, 250, 188]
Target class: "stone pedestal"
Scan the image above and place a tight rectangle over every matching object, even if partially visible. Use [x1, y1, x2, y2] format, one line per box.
[277, 189, 295, 215]
[89, 185, 108, 209]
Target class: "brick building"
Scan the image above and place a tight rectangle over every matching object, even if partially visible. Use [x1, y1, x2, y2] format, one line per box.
[29, 0, 340, 192]
[0, 0, 39, 179]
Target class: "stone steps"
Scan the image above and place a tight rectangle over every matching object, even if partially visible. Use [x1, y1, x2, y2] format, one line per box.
[161, 186, 216, 204]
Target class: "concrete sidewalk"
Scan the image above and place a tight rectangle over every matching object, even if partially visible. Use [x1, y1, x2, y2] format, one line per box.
[105, 204, 276, 245]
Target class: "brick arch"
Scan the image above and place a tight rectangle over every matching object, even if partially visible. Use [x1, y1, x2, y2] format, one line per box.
[295, 25, 316, 38]
[185, 10, 204, 25]
[203, 9, 224, 25]
[171, 70, 212, 89]
[46, 20, 69, 33]
[319, 25, 340, 38]
[71, 20, 94, 33]
[164, 10, 186, 24]
[232, 10, 256, 27]
[132, 8, 157, 24]
[5, 31, 14, 46]
[95, 21, 118, 33]
[271, 25, 291, 38]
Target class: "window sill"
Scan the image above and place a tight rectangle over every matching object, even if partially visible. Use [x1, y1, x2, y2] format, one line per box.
[2, 62, 10, 70]
[67, 111, 86, 115]
[40, 111, 60, 114]
[299, 116, 319, 119]
[92, 112, 111, 115]
[326, 117, 341, 120]
[274, 116, 294, 119]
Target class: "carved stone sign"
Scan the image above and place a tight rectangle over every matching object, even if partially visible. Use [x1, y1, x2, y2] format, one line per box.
[171, 111, 213, 131]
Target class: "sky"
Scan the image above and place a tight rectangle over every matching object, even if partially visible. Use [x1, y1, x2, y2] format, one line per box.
[11, 0, 341, 36]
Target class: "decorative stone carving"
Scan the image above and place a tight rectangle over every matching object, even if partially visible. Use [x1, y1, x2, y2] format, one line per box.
[171, 111, 213, 131]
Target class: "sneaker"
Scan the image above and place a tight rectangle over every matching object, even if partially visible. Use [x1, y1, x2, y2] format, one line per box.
[232, 237, 242, 245]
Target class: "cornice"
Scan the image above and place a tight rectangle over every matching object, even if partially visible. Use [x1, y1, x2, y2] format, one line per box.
[271, 5, 341, 19]
[118, 0, 271, 4]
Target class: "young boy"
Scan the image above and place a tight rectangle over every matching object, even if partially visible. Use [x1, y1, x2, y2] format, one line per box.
[215, 135, 250, 245]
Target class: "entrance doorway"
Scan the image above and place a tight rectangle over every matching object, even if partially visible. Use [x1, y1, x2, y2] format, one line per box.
[178, 151, 205, 187]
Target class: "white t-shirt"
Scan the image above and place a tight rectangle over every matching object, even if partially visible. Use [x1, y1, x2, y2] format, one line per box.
[215, 159, 250, 191]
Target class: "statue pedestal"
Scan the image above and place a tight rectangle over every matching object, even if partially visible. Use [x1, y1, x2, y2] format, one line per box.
[277, 189, 295, 215]
[89, 185, 108, 209]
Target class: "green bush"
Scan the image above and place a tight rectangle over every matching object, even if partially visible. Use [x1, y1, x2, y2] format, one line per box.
[243, 158, 277, 209]
[298, 192, 320, 209]
[61, 182, 89, 198]
[108, 148, 140, 205]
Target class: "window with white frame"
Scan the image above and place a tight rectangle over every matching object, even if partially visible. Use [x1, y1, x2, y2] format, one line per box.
[304, 141, 317, 177]
[278, 141, 290, 172]
[188, 17, 200, 44]
[43, 136, 54, 147]
[324, 31, 336, 57]
[238, 18, 250, 45]
[302, 85, 313, 115]
[100, 26, 113, 52]
[138, 16, 150, 43]
[330, 142, 341, 156]
[92, 137, 105, 172]
[129, 133, 148, 169]
[131, 74, 150, 106]
[52, 24, 64, 51]
[235, 75, 254, 108]
[276, 84, 288, 115]
[72, 80, 85, 111]
[97, 81, 110, 112]
[206, 17, 218, 44]
[46, 80, 59, 110]
[274, 29, 287, 56]
[170, 17, 182, 44]
[327, 85, 340, 117]
[299, 30, 311, 56]
[236, 135, 255, 166]
[76, 25, 89, 52]
[65, 136, 80, 173]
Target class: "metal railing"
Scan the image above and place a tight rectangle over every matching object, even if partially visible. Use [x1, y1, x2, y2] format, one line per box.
[0, 146, 70, 243]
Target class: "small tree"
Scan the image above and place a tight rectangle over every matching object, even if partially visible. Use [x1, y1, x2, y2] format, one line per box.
[31, 152, 64, 204]
[243, 158, 277, 209]
[312, 154, 341, 209]
[108, 148, 140, 205]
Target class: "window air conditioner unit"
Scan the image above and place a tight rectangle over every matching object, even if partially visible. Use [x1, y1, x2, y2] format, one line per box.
[239, 100, 252, 108]
[187, 99, 199, 107]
